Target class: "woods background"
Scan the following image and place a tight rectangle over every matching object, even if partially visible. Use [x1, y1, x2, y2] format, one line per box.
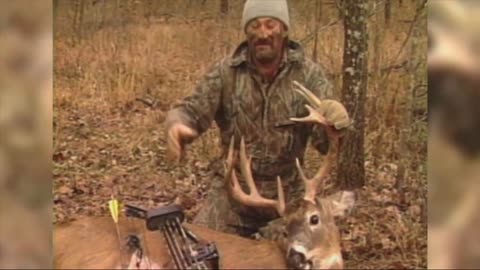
[52, 0, 427, 268]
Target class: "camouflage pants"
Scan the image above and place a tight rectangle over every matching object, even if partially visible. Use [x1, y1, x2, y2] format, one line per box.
[193, 162, 302, 237]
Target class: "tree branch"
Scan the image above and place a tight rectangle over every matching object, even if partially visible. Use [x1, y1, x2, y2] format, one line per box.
[380, 0, 427, 83]
[301, 0, 387, 45]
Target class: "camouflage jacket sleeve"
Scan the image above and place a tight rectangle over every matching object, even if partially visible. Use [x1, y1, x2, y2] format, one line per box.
[305, 62, 336, 155]
[164, 60, 224, 136]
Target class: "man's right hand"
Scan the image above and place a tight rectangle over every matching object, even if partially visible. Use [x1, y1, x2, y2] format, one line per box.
[166, 123, 198, 162]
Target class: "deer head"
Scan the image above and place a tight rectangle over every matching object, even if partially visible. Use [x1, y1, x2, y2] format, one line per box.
[224, 82, 355, 269]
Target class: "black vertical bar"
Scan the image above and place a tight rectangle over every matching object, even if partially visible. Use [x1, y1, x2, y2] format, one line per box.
[162, 225, 186, 269]
[174, 218, 199, 268]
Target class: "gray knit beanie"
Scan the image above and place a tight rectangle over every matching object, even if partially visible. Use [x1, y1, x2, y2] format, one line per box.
[241, 0, 290, 32]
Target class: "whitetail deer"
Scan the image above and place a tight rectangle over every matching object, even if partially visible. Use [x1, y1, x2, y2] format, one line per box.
[54, 215, 287, 269]
[223, 81, 355, 269]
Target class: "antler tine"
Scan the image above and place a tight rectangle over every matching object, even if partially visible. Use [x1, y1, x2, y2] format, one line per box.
[239, 137, 258, 196]
[293, 81, 324, 110]
[291, 81, 329, 126]
[228, 136, 286, 216]
[290, 81, 341, 202]
[275, 176, 286, 215]
[290, 104, 328, 126]
[295, 158, 318, 203]
[295, 133, 339, 203]
[224, 136, 236, 185]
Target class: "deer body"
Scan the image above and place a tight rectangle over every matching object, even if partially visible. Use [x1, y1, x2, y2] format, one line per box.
[54, 216, 286, 269]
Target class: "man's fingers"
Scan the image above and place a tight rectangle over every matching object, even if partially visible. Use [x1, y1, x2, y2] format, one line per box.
[177, 125, 198, 143]
[166, 124, 198, 163]
[167, 128, 181, 162]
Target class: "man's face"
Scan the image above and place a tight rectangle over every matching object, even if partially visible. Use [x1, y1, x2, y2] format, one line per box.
[246, 17, 287, 64]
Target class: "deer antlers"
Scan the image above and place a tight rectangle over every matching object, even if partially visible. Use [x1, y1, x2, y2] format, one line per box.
[225, 136, 286, 216]
[290, 81, 340, 203]
[224, 81, 341, 214]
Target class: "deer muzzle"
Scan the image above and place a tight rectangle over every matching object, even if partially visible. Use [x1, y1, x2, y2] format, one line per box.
[287, 247, 312, 270]
[287, 244, 344, 270]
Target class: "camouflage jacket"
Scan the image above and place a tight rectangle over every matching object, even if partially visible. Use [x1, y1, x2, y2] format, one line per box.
[166, 40, 335, 189]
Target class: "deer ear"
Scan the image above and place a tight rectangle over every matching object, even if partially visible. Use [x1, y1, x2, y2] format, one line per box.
[329, 191, 355, 217]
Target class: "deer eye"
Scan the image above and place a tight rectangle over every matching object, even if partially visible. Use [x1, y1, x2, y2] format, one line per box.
[310, 215, 319, 225]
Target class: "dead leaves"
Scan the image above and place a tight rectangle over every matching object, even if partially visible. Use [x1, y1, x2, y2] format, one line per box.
[52, 100, 214, 224]
[57, 185, 73, 195]
[338, 161, 426, 269]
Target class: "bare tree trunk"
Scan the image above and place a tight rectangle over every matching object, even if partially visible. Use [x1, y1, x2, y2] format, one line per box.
[312, 0, 320, 62]
[100, 0, 107, 29]
[220, 0, 229, 15]
[335, 0, 345, 20]
[337, 0, 369, 190]
[384, 0, 391, 26]
[318, 0, 323, 22]
[72, 0, 80, 42]
[370, 0, 383, 168]
[53, 0, 59, 21]
[78, 0, 85, 39]
[72, 0, 85, 45]
[114, 0, 121, 26]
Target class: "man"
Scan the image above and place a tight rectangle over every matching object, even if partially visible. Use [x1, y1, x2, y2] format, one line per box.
[165, 0, 350, 236]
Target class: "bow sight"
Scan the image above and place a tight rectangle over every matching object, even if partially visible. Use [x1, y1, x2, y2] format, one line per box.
[124, 204, 220, 269]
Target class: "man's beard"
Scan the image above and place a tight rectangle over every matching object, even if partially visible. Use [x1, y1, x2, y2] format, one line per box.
[250, 36, 284, 64]
[254, 45, 278, 63]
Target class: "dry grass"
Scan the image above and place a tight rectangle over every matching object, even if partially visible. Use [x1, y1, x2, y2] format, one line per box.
[53, 0, 426, 268]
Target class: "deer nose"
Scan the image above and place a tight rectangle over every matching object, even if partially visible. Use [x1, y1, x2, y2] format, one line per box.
[287, 248, 312, 270]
